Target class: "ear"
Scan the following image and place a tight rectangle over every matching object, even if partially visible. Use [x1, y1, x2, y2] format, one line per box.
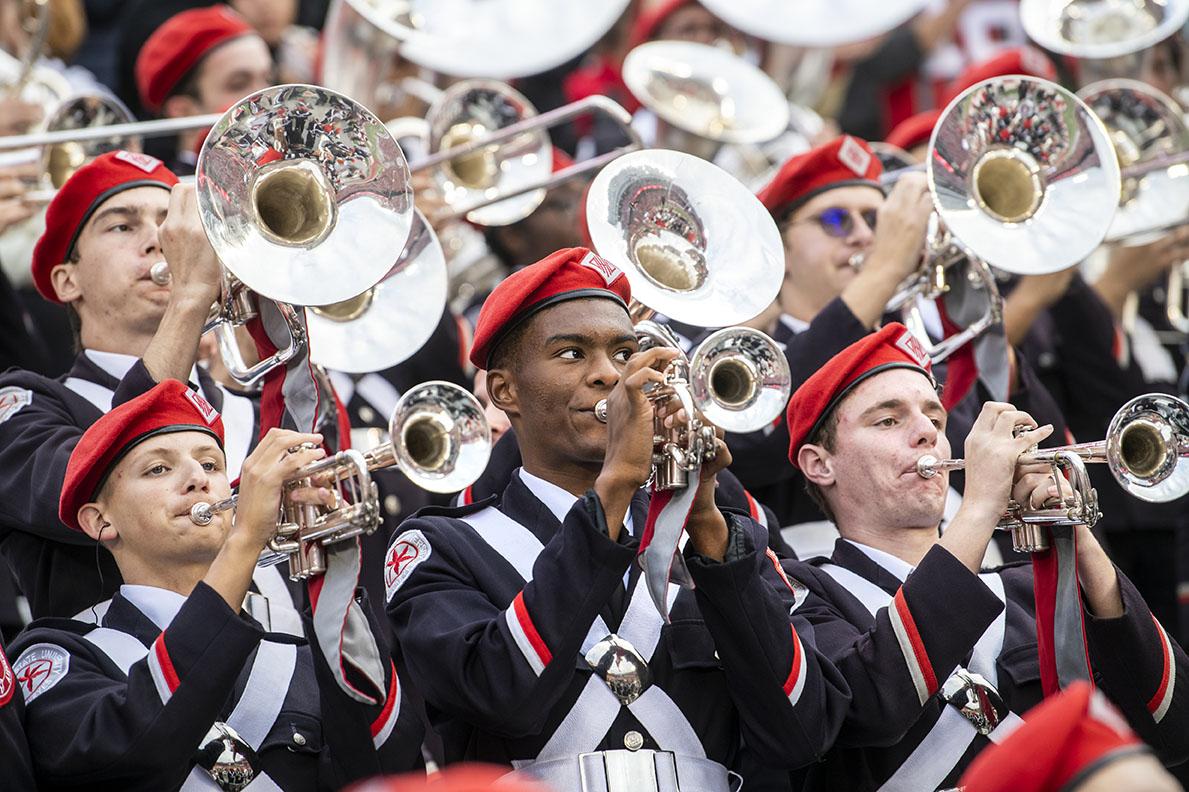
[49, 260, 82, 304]
[797, 443, 836, 488]
[485, 367, 519, 419]
[161, 93, 198, 120]
[77, 503, 118, 544]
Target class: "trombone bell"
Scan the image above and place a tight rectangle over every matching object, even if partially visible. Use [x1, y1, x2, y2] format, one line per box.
[252, 160, 336, 247]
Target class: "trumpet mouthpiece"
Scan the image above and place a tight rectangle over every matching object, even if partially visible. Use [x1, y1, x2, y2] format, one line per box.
[150, 261, 172, 286]
[594, 399, 609, 423]
[916, 455, 941, 478]
[190, 502, 213, 526]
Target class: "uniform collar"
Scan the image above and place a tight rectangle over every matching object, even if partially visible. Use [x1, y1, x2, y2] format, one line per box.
[84, 349, 139, 380]
[119, 584, 188, 631]
[842, 538, 916, 582]
[76, 349, 225, 413]
[778, 313, 809, 335]
[516, 467, 635, 537]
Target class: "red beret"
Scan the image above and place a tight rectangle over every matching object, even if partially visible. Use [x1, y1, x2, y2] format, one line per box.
[944, 46, 1057, 105]
[470, 247, 631, 369]
[885, 109, 940, 152]
[630, 0, 698, 48]
[757, 136, 883, 220]
[31, 150, 178, 303]
[960, 682, 1148, 792]
[786, 323, 934, 469]
[136, 5, 255, 113]
[60, 380, 224, 532]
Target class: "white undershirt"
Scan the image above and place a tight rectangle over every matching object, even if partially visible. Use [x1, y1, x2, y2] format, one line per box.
[119, 584, 187, 630]
[844, 539, 915, 583]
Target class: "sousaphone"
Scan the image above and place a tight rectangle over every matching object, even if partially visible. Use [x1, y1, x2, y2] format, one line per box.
[697, 0, 931, 47]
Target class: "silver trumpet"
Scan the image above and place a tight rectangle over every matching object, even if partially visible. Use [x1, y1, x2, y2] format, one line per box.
[190, 381, 491, 579]
[916, 393, 1189, 552]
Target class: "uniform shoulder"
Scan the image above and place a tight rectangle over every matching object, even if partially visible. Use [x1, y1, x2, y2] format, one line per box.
[8, 617, 99, 658]
[408, 493, 498, 522]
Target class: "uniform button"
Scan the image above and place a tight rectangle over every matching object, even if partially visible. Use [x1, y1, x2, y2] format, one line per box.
[292, 732, 307, 747]
[624, 730, 644, 751]
[384, 494, 402, 515]
[359, 405, 376, 423]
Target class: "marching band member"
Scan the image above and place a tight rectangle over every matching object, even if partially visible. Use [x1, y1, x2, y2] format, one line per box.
[134, 5, 274, 175]
[0, 151, 293, 624]
[0, 634, 34, 791]
[384, 247, 849, 789]
[8, 380, 422, 789]
[783, 324, 1189, 790]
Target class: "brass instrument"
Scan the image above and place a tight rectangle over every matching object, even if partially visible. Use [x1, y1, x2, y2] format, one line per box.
[1020, 0, 1189, 61]
[916, 393, 1189, 551]
[698, 0, 931, 47]
[191, 381, 491, 579]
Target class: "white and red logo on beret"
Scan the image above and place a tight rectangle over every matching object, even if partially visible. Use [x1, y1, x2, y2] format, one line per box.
[837, 137, 873, 178]
[184, 389, 219, 425]
[895, 329, 932, 370]
[114, 151, 163, 174]
[579, 251, 624, 287]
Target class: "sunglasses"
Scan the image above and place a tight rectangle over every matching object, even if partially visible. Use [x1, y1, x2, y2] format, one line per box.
[798, 207, 879, 238]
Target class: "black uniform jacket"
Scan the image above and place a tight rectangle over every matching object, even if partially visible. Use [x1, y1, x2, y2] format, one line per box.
[8, 582, 423, 790]
[787, 538, 1189, 791]
[0, 354, 258, 618]
[0, 635, 35, 791]
[385, 471, 851, 775]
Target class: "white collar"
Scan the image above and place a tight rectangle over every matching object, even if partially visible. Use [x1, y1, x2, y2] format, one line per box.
[119, 584, 188, 630]
[778, 313, 809, 334]
[517, 467, 634, 535]
[844, 539, 916, 583]
[84, 349, 203, 391]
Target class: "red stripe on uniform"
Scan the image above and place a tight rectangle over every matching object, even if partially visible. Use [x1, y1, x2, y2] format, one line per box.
[744, 491, 760, 521]
[152, 634, 180, 693]
[512, 592, 552, 667]
[1148, 615, 1172, 715]
[371, 662, 399, 738]
[893, 590, 938, 695]
[782, 626, 803, 697]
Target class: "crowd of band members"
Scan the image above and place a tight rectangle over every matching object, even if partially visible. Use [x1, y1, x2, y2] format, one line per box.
[0, 1, 1188, 790]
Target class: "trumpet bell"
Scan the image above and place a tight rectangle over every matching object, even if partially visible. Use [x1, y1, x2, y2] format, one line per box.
[929, 76, 1120, 275]
[196, 83, 413, 306]
[622, 41, 790, 146]
[585, 148, 783, 326]
[308, 208, 448, 373]
[426, 80, 551, 226]
[389, 381, 492, 493]
[1078, 79, 1189, 243]
[42, 95, 136, 187]
[698, 0, 931, 47]
[1020, 0, 1189, 59]
[1105, 393, 1189, 502]
[688, 327, 791, 433]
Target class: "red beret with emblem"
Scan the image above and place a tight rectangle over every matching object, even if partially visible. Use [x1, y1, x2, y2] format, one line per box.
[944, 46, 1058, 105]
[59, 380, 224, 531]
[135, 5, 255, 113]
[31, 150, 178, 303]
[630, 0, 698, 47]
[757, 136, 883, 220]
[960, 681, 1148, 792]
[885, 109, 940, 153]
[786, 323, 934, 468]
[470, 247, 631, 370]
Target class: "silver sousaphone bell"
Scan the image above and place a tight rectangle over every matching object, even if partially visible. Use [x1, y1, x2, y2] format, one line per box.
[697, 0, 931, 47]
[1020, 0, 1189, 61]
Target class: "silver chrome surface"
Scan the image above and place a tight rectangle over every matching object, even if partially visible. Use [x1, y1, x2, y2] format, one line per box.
[196, 84, 413, 306]
[1020, 0, 1189, 59]
[622, 41, 790, 145]
[942, 669, 1006, 737]
[688, 327, 791, 433]
[584, 634, 652, 706]
[1078, 79, 1189, 242]
[383, 381, 492, 493]
[308, 208, 448, 373]
[929, 76, 1120, 275]
[0, 112, 223, 152]
[699, 0, 931, 47]
[586, 148, 783, 326]
[195, 722, 259, 791]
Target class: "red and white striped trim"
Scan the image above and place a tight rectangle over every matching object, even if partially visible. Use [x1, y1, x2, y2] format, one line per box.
[744, 490, 767, 528]
[1147, 615, 1176, 724]
[888, 589, 937, 706]
[781, 626, 808, 706]
[370, 661, 402, 749]
[505, 592, 552, 676]
[147, 633, 179, 705]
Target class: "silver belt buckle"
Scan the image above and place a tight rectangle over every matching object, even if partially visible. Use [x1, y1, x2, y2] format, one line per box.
[579, 749, 679, 792]
[585, 634, 652, 706]
[942, 668, 1007, 736]
[195, 721, 260, 791]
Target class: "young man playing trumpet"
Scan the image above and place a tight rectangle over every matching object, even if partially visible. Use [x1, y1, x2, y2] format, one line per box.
[8, 380, 421, 790]
[782, 324, 1189, 791]
[384, 247, 849, 790]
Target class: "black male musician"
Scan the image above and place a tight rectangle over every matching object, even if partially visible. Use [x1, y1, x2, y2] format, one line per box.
[8, 380, 422, 790]
[0, 151, 302, 625]
[384, 247, 849, 790]
[781, 324, 1189, 791]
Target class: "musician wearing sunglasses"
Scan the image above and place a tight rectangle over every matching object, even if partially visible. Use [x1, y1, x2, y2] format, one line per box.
[778, 325, 1189, 791]
[383, 247, 849, 792]
[6, 380, 422, 790]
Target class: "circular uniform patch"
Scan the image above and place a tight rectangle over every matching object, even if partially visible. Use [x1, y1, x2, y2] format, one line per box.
[0, 387, 33, 424]
[0, 647, 14, 707]
[384, 529, 431, 602]
[13, 643, 71, 704]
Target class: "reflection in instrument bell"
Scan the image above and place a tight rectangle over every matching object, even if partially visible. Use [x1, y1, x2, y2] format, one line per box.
[917, 393, 1189, 552]
[307, 208, 448, 373]
[1020, 0, 1189, 61]
[697, 0, 931, 47]
[190, 381, 491, 579]
[585, 148, 784, 328]
[320, 0, 629, 116]
[622, 40, 790, 161]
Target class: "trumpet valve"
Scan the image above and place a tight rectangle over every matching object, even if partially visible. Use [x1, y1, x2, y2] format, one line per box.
[1010, 522, 1050, 554]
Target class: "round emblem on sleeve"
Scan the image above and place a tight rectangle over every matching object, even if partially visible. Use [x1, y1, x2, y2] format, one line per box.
[384, 529, 432, 602]
[0, 648, 14, 707]
[12, 643, 70, 704]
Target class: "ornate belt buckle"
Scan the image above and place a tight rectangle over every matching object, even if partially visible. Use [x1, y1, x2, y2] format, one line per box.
[195, 721, 260, 792]
[942, 668, 1007, 736]
[585, 634, 652, 706]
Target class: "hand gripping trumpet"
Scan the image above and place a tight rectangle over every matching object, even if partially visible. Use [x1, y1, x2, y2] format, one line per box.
[190, 381, 491, 579]
[914, 394, 1189, 552]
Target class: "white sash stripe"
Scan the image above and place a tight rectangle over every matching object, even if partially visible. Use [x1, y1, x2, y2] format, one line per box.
[63, 376, 114, 412]
[250, 567, 303, 637]
[225, 642, 297, 750]
[80, 627, 147, 674]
